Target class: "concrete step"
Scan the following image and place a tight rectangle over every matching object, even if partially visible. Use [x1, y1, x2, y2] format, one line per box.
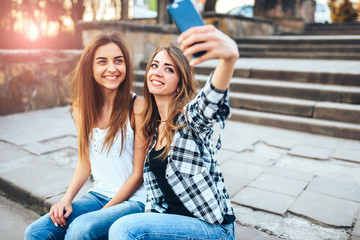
[237, 51, 360, 60]
[238, 44, 360, 53]
[235, 35, 360, 60]
[134, 81, 143, 95]
[243, 70, 360, 86]
[229, 92, 316, 118]
[303, 23, 360, 35]
[193, 65, 360, 87]
[303, 31, 360, 35]
[235, 35, 360, 45]
[313, 101, 360, 123]
[229, 92, 360, 124]
[135, 70, 146, 83]
[230, 108, 360, 140]
[195, 75, 360, 104]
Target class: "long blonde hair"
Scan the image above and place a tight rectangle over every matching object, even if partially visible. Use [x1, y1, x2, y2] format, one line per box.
[141, 45, 197, 159]
[70, 32, 134, 163]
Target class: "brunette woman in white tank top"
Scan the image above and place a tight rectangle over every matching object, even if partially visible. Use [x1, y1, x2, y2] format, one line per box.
[25, 32, 147, 240]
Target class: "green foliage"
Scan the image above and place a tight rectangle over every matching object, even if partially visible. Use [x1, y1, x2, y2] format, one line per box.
[328, 0, 358, 23]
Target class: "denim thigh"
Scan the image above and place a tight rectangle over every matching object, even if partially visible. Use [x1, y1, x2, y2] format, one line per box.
[65, 200, 144, 240]
[109, 212, 234, 240]
[25, 191, 108, 240]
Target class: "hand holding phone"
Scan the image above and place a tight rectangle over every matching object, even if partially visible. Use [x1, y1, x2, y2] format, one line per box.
[167, 0, 206, 58]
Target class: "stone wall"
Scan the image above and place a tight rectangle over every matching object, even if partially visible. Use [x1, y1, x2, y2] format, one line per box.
[203, 12, 274, 38]
[254, 0, 316, 34]
[0, 50, 81, 115]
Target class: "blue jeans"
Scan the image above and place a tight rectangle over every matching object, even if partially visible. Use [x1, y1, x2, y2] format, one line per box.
[25, 191, 144, 240]
[109, 212, 235, 240]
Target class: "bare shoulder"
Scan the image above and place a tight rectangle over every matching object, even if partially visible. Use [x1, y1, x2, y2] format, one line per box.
[133, 96, 145, 115]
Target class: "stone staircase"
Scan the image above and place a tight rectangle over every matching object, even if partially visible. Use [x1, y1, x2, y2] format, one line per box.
[134, 62, 360, 140]
[235, 35, 360, 60]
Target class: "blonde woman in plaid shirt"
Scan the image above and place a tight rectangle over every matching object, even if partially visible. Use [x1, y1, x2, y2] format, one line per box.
[109, 25, 239, 240]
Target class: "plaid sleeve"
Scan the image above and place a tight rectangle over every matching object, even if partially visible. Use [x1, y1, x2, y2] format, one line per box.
[187, 72, 231, 133]
[186, 72, 231, 152]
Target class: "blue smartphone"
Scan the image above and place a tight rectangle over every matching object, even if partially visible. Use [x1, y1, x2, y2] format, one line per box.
[167, 0, 206, 58]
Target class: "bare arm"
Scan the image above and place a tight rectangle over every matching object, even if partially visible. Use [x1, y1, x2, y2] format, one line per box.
[49, 105, 91, 228]
[178, 25, 239, 91]
[102, 96, 146, 208]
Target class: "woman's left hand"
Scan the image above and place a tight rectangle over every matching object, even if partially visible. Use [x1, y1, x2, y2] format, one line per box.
[178, 25, 239, 66]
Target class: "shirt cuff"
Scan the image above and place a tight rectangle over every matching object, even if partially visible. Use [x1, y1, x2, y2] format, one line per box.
[203, 72, 229, 103]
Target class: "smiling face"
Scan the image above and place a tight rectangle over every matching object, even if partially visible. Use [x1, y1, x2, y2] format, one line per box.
[146, 50, 180, 99]
[93, 42, 126, 93]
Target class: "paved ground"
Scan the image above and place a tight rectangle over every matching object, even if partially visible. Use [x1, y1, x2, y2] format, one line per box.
[197, 58, 360, 74]
[0, 192, 40, 240]
[1, 104, 359, 240]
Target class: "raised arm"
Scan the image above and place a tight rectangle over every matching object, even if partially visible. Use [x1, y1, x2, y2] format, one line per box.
[178, 25, 239, 91]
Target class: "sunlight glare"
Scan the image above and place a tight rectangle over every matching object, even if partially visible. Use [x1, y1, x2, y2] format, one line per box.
[61, 15, 74, 33]
[28, 22, 39, 41]
[46, 21, 59, 37]
[13, 10, 24, 33]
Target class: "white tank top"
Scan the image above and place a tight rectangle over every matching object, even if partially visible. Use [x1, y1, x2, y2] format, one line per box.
[88, 119, 146, 204]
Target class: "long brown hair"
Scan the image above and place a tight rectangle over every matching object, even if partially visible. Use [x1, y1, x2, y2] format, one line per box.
[70, 32, 134, 163]
[141, 45, 197, 159]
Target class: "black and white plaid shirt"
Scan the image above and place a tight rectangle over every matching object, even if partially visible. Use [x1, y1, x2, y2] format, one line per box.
[143, 74, 235, 225]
